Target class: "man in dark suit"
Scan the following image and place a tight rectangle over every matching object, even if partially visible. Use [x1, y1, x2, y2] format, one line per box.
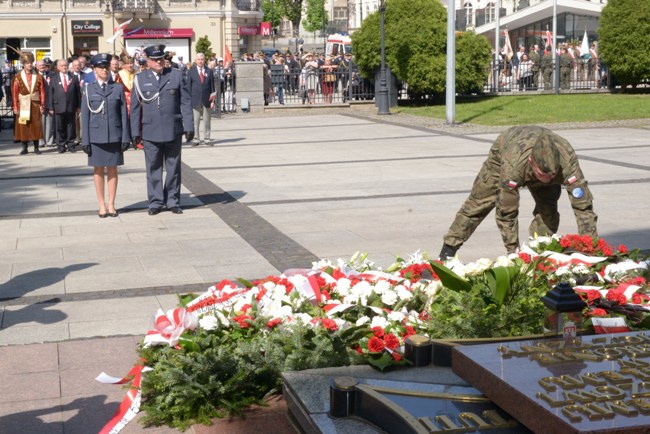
[186, 52, 215, 146]
[36, 59, 55, 147]
[130, 44, 194, 215]
[48, 59, 81, 153]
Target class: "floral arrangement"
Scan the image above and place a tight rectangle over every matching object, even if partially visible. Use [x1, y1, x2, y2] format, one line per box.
[106, 235, 650, 431]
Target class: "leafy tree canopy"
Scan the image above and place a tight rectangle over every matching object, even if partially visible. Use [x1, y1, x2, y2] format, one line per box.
[195, 36, 213, 60]
[303, 0, 328, 34]
[262, 0, 283, 28]
[599, 0, 650, 87]
[351, 0, 491, 96]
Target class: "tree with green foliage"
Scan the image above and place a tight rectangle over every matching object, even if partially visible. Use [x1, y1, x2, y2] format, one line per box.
[303, 0, 328, 35]
[268, 0, 303, 38]
[262, 0, 283, 28]
[195, 36, 213, 60]
[598, 0, 650, 87]
[351, 0, 492, 97]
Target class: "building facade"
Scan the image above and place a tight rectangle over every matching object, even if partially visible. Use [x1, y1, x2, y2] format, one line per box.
[456, 0, 606, 50]
[0, 0, 264, 64]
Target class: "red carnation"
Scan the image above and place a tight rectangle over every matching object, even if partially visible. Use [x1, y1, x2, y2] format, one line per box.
[618, 244, 628, 254]
[217, 279, 236, 290]
[368, 337, 385, 353]
[233, 314, 253, 328]
[605, 289, 627, 305]
[371, 326, 385, 338]
[384, 333, 400, 350]
[321, 318, 338, 331]
[589, 308, 608, 317]
[266, 318, 282, 329]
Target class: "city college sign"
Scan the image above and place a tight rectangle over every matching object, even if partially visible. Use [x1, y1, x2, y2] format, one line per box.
[71, 20, 103, 35]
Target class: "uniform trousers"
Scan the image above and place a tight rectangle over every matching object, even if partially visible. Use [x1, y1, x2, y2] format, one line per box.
[143, 136, 182, 210]
[192, 106, 211, 142]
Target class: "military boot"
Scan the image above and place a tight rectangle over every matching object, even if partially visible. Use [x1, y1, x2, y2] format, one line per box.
[438, 244, 459, 261]
[19, 142, 28, 155]
[33, 140, 41, 155]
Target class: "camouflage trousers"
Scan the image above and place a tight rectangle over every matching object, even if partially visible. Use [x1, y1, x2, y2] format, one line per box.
[443, 161, 562, 252]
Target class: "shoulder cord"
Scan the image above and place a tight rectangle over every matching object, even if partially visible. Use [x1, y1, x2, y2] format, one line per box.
[84, 83, 105, 114]
[133, 74, 159, 104]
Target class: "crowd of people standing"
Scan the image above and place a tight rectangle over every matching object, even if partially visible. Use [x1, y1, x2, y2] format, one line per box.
[491, 41, 603, 92]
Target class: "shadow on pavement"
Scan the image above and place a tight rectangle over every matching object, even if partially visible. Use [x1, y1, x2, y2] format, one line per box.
[0, 395, 115, 434]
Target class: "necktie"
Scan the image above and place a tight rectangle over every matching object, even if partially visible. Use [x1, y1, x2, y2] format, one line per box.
[63, 75, 68, 92]
[199, 68, 204, 83]
[102, 82, 106, 91]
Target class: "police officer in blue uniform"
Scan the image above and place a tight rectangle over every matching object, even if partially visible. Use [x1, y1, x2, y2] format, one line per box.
[81, 53, 131, 218]
[130, 44, 194, 215]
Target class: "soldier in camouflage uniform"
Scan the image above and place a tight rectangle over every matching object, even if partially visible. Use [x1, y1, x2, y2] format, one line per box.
[560, 47, 572, 90]
[541, 47, 554, 90]
[439, 126, 598, 259]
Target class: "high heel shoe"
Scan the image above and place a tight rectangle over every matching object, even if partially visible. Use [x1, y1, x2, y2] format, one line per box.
[108, 210, 119, 217]
[99, 212, 108, 218]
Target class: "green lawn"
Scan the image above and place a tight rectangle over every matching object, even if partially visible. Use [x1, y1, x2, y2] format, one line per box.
[395, 94, 650, 125]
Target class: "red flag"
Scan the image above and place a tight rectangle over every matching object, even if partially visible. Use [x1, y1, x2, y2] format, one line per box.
[224, 44, 233, 66]
[502, 28, 513, 61]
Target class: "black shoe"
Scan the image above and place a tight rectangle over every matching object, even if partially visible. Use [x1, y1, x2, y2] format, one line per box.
[148, 208, 161, 216]
[34, 146, 41, 155]
[98, 212, 108, 218]
[169, 207, 183, 214]
[19, 149, 28, 155]
[108, 211, 119, 217]
[68, 146, 77, 153]
[58, 147, 66, 153]
[438, 244, 459, 261]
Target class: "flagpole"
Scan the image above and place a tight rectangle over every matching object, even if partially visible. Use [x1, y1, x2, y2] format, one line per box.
[494, 0, 500, 92]
[552, 0, 558, 93]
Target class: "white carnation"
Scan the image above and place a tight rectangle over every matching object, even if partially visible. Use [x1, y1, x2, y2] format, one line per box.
[381, 290, 398, 306]
[464, 258, 493, 276]
[374, 279, 391, 295]
[395, 285, 413, 301]
[199, 315, 219, 331]
[334, 278, 352, 296]
[370, 315, 389, 329]
[387, 310, 406, 323]
[494, 255, 514, 268]
[356, 316, 371, 326]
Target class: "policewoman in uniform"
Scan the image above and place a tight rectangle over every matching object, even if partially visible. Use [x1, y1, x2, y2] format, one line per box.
[130, 44, 194, 215]
[439, 126, 598, 259]
[81, 53, 131, 218]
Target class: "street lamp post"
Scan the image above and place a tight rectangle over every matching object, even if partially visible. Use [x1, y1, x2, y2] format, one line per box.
[105, 0, 117, 53]
[271, 0, 275, 48]
[376, 0, 390, 115]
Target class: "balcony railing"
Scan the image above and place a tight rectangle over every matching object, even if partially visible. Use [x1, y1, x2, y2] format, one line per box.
[235, 0, 259, 11]
[110, 0, 156, 14]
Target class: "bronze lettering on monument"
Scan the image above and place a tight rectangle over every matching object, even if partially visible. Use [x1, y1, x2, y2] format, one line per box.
[453, 331, 650, 433]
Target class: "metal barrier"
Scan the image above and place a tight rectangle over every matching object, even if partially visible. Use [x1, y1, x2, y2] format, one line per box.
[1, 70, 16, 131]
[483, 57, 608, 93]
[212, 67, 237, 117]
[266, 67, 375, 106]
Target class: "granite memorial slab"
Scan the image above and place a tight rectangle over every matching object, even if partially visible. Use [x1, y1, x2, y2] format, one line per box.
[452, 331, 650, 433]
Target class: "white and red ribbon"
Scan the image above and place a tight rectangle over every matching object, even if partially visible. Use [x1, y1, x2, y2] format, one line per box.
[143, 307, 198, 348]
[96, 362, 151, 434]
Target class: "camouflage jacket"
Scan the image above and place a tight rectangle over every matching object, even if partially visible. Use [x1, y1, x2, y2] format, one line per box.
[489, 126, 598, 251]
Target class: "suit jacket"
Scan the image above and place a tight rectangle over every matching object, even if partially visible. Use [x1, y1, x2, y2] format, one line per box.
[187, 65, 215, 110]
[81, 81, 130, 146]
[130, 68, 193, 143]
[48, 72, 80, 114]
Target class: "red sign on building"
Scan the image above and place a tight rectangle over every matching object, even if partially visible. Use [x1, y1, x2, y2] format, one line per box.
[238, 25, 259, 36]
[124, 28, 194, 39]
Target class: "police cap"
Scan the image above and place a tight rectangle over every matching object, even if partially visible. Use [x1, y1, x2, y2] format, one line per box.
[144, 44, 166, 59]
[531, 135, 560, 174]
[90, 53, 111, 68]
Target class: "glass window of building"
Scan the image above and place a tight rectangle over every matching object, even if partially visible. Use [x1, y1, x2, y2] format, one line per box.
[464, 1, 474, 28]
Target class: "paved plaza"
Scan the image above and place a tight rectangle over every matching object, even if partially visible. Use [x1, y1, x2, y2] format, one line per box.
[1, 107, 649, 433]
